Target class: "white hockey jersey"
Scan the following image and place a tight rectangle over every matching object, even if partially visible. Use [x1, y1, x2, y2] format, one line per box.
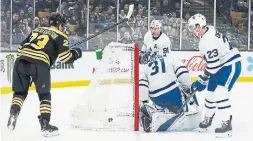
[199, 26, 241, 74]
[142, 31, 172, 55]
[139, 54, 191, 108]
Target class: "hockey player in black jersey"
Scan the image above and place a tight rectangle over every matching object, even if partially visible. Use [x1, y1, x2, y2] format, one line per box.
[7, 14, 82, 137]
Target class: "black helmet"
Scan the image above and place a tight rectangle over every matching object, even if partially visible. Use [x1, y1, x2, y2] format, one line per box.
[49, 14, 66, 27]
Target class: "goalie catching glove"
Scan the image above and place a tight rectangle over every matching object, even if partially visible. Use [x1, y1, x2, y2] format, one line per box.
[70, 48, 82, 60]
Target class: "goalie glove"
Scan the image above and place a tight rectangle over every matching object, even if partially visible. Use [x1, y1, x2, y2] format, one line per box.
[180, 85, 194, 103]
[139, 51, 151, 64]
[180, 84, 199, 106]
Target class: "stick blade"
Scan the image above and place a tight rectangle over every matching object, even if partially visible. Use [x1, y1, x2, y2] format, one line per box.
[126, 4, 134, 19]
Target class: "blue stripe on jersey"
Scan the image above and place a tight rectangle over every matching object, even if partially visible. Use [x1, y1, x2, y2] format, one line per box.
[205, 104, 216, 109]
[206, 58, 220, 63]
[156, 113, 183, 132]
[205, 99, 216, 104]
[206, 54, 241, 70]
[216, 99, 228, 103]
[149, 81, 176, 94]
[176, 71, 189, 78]
[175, 66, 186, 74]
[139, 84, 149, 88]
[218, 105, 231, 109]
[139, 79, 149, 84]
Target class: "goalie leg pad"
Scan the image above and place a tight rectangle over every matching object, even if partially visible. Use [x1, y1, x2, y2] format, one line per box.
[140, 103, 157, 132]
[165, 109, 202, 132]
[150, 108, 202, 132]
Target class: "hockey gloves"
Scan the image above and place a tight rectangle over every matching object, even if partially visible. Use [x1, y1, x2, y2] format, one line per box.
[191, 75, 209, 92]
[139, 51, 149, 64]
[70, 48, 82, 60]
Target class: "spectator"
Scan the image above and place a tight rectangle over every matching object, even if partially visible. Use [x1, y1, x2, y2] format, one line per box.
[119, 10, 126, 20]
[5, 11, 11, 27]
[1, 21, 9, 35]
[40, 17, 49, 27]
[34, 17, 41, 28]
[27, 7, 33, 19]
[19, 9, 25, 21]
[1, 11, 5, 23]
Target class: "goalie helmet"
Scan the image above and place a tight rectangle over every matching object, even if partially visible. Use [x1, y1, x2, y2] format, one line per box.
[187, 13, 206, 32]
[150, 20, 162, 30]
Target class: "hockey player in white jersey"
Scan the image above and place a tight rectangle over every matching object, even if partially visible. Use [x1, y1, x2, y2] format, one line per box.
[187, 14, 242, 137]
[139, 46, 201, 132]
[141, 20, 171, 55]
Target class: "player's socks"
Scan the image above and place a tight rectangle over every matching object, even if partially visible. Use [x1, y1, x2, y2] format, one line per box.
[215, 115, 232, 138]
[39, 100, 51, 121]
[7, 94, 25, 130]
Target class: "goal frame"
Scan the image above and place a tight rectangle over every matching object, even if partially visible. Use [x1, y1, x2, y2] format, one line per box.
[133, 43, 139, 131]
[71, 42, 140, 131]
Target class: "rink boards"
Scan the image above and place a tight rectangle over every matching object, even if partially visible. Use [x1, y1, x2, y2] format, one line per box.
[1, 51, 253, 94]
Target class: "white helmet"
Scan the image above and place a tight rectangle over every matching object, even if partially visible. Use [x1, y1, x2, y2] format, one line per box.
[187, 13, 206, 32]
[150, 20, 162, 30]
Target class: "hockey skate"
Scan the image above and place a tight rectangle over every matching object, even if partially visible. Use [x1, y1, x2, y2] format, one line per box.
[38, 115, 59, 137]
[7, 105, 20, 131]
[198, 113, 215, 132]
[215, 115, 232, 138]
[7, 114, 18, 131]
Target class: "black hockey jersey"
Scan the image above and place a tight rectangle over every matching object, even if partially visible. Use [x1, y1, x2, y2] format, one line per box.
[17, 27, 76, 68]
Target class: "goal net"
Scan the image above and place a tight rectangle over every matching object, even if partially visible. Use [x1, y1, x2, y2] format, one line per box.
[70, 42, 139, 131]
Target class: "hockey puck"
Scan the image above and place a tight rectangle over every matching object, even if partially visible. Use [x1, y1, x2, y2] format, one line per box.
[108, 118, 113, 122]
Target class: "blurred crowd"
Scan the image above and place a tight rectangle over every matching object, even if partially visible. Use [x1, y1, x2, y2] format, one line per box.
[215, 0, 253, 50]
[1, 0, 252, 51]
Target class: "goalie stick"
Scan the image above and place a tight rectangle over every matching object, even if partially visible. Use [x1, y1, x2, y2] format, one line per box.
[70, 4, 134, 48]
[165, 88, 197, 114]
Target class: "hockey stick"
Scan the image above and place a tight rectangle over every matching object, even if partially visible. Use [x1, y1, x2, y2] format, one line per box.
[165, 88, 197, 114]
[70, 4, 134, 48]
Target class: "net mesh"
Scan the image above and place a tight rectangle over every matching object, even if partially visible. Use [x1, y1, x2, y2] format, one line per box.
[70, 42, 139, 131]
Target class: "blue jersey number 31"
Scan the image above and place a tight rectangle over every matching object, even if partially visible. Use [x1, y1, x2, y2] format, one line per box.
[148, 58, 166, 76]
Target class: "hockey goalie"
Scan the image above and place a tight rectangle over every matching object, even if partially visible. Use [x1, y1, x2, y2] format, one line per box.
[139, 44, 202, 132]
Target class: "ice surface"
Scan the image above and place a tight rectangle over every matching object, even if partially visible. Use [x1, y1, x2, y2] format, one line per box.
[1, 83, 253, 141]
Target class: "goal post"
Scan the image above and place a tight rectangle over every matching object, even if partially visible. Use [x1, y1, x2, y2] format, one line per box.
[70, 42, 140, 131]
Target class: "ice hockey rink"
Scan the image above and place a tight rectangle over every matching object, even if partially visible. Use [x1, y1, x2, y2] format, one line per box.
[0, 82, 252, 141]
